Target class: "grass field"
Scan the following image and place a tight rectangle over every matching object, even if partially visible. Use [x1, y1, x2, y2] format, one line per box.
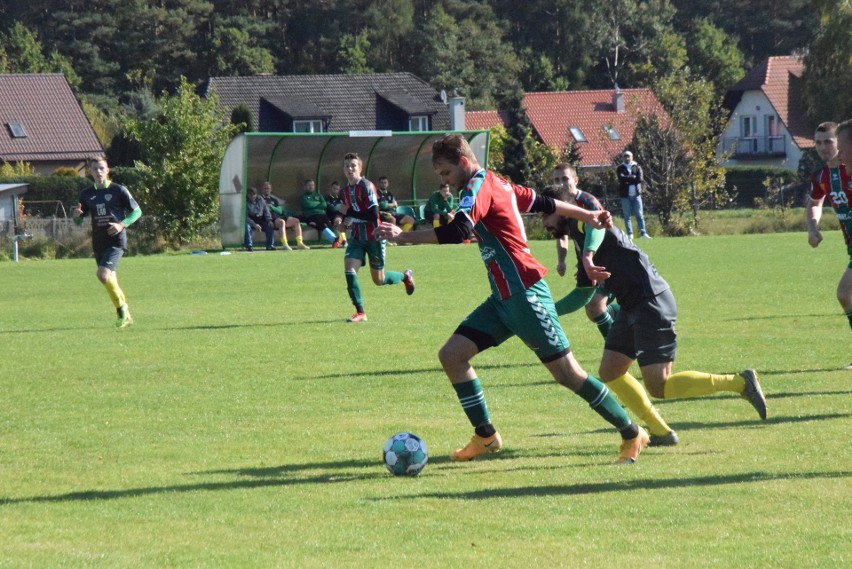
[1, 231, 850, 568]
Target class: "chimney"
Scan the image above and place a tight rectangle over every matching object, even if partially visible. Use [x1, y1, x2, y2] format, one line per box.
[449, 96, 465, 130]
[613, 86, 624, 113]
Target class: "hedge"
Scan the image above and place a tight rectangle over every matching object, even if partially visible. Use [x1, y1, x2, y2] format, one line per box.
[724, 166, 804, 207]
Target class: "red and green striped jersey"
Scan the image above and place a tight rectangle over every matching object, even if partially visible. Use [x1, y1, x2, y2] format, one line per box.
[458, 169, 547, 300]
[811, 164, 852, 249]
[342, 177, 379, 241]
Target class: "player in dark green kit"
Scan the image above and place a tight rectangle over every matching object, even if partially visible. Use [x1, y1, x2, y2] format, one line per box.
[72, 156, 142, 328]
[539, 183, 767, 437]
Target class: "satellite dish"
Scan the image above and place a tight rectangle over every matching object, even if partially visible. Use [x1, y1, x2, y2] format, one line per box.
[440, 89, 447, 104]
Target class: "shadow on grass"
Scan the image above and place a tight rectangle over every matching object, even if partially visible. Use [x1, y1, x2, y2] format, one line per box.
[372, 470, 851, 501]
[581, 411, 850, 435]
[301, 362, 537, 380]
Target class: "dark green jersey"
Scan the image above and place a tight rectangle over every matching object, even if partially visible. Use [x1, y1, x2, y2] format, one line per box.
[78, 181, 138, 252]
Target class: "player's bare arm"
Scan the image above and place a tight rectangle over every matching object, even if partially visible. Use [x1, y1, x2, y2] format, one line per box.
[582, 250, 610, 282]
[806, 197, 824, 248]
[375, 221, 438, 245]
[553, 199, 612, 228]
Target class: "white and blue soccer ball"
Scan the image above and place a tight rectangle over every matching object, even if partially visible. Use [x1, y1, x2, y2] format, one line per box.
[383, 432, 428, 476]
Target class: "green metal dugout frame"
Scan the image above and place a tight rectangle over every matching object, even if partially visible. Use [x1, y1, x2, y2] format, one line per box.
[217, 130, 490, 248]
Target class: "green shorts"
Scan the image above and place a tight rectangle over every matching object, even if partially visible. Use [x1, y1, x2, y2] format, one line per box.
[344, 238, 386, 270]
[605, 288, 678, 366]
[455, 280, 570, 363]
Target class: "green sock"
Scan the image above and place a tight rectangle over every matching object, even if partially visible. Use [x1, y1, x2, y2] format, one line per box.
[345, 271, 363, 312]
[577, 375, 632, 430]
[592, 311, 613, 338]
[383, 270, 404, 285]
[453, 378, 491, 428]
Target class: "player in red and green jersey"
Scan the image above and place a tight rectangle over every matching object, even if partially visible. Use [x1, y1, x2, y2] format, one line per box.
[339, 152, 414, 323]
[374, 134, 650, 465]
[540, 180, 766, 446]
[807, 121, 852, 368]
[71, 156, 141, 328]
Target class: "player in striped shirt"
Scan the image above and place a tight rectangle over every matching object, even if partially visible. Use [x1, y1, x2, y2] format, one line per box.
[339, 152, 414, 323]
[807, 121, 852, 368]
[374, 134, 650, 465]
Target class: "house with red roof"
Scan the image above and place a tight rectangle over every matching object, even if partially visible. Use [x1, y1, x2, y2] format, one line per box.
[719, 55, 812, 171]
[466, 88, 668, 171]
[0, 74, 103, 176]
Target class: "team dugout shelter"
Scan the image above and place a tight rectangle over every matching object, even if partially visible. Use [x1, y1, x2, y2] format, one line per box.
[218, 130, 490, 248]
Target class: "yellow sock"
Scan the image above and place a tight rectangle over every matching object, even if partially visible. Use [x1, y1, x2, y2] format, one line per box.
[433, 220, 440, 228]
[102, 276, 126, 308]
[281, 234, 289, 246]
[296, 236, 303, 245]
[608, 373, 672, 436]
[402, 223, 413, 232]
[663, 371, 744, 399]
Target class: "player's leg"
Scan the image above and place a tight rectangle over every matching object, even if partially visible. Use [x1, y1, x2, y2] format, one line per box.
[344, 252, 367, 322]
[584, 289, 616, 338]
[444, 299, 510, 461]
[509, 280, 648, 463]
[96, 247, 131, 327]
[598, 304, 676, 443]
[636, 290, 766, 419]
[273, 218, 291, 249]
[366, 240, 407, 289]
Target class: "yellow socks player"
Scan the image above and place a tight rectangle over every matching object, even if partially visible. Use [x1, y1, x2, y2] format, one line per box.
[607, 373, 673, 437]
[402, 222, 414, 232]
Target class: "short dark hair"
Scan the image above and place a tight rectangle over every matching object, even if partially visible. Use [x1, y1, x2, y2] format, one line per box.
[816, 121, 838, 134]
[379, 175, 388, 182]
[432, 134, 476, 165]
[344, 152, 361, 162]
[540, 184, 570, 201]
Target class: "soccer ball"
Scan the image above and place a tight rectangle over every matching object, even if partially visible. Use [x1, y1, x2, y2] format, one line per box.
[383, 432, 428, 476]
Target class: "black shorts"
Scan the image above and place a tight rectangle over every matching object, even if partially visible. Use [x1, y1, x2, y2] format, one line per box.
[95, 246, 124, 271]
[604, 288, 677, 366]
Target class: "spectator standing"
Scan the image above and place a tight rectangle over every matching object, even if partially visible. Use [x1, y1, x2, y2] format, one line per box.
[616, 151, 650, 240]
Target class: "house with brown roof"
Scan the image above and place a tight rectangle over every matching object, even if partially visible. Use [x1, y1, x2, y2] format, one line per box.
[202, 73, 453, 133]
[466, 88, 668, 171]
[719, 55, 812, 171]
[0, 74, 103, 175]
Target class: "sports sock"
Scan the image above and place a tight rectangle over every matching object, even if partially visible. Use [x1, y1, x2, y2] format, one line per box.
[345, 271, 363, 312]
[433, 220, 440, 228]
[322, 227, 337, 244]
[453, 378, 491, 429]
[296, 235, 304, 245]
[663, 371, 744, 399]
[382, 270, 404, 285]
[846, 309, 852, 331]
[102, 276, 126, 308]
[607, 373, 672, 436]
[402, 223, 413, 232]
[592, 310, 614, 338]
[576, 375, 632, 430]
[280, 231, 289, 246]
[554, 287, 596, 316]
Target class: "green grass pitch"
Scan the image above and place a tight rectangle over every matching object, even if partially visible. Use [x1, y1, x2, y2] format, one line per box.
[0, 231, 849, 567]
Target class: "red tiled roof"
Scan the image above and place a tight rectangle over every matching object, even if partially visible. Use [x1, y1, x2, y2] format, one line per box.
[727, 56, 811, 149]
[466, 88, 667, 168]
[465, 110, 508, 130]
[0, 73, 103, 163]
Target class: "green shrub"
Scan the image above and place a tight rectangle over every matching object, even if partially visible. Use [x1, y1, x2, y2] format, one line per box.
[0, 175, 90, 217]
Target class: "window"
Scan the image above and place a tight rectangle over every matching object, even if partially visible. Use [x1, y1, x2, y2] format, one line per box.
[409, 115, 429, 131]
[604, 124, 620, 140]
[568, 126, 587, 143]
[7, 122, 27, 138]
[766, 115, 778, 136]
[741, 116, 757, 138]
[293, 120, 323, 133]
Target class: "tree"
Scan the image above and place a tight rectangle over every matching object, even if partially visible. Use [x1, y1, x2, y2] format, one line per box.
[123, 77, 240, 246]
[685, 18, 745, 95]
[802, 1, 852, 125]
[230, 104, 254, 133]
[499, 85, 533, 185]
[631, 70, 730, 235]
[0, 22, 81, 88]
